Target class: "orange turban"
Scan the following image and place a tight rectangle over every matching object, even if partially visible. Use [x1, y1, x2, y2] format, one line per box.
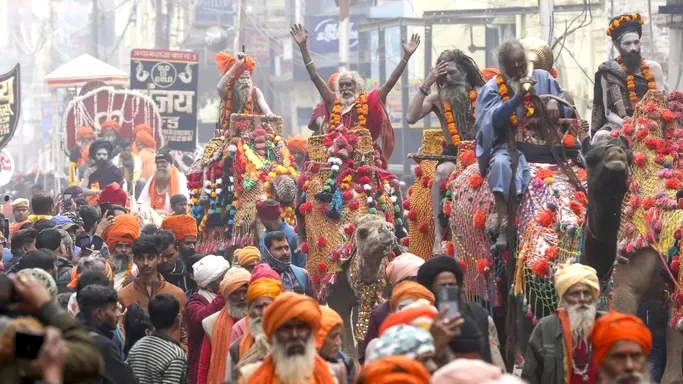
[379, 304, 438, 336]
[287, 135, 308, 154]
[77, 126, 95, 138]
[262, 292, 321, 338]
[590, 311, 652, 367]
[66, 261, 113, 289]
[102, 214, 140, 251]
[389, 281, 435, 311]
[328, 73, 339, 89]
[246, 276, 284, 307]
[134, 123, 153, 136]
[235, 246, 261, 267]
[135, 131, 157, 149]
[101, 120, 121, 135]
[481, 68, 501, 82]
[316, 306, 343, 349]
[550, 67, 559, 78]
[161, 214, 198, 241]
[219, 266, 251, 298]
[356, 355, 431, 384]
[216, 51, 256, 77]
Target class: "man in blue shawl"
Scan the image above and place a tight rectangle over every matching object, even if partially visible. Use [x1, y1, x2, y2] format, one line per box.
[475, 39, 573, 251]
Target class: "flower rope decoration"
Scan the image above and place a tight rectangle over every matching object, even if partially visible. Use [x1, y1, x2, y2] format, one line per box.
[221, 82, 255, 131]
[616, 56, 657, 107]
[606, 13, 644, 37]
[442, 102, 460, 146]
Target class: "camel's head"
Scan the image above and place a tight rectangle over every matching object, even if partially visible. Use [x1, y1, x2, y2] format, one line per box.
[354, 214, 397, 283]
[583, 134, 632, 195]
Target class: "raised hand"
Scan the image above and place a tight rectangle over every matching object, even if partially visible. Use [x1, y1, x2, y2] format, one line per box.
[402, 33, 421, 57]
[424, 61, 449, 88]
[236, 52, 246, 66]
[290, 24, 309, 49]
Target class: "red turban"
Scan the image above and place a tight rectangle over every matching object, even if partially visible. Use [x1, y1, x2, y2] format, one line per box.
[101, 120, 121, 135]
[135, 131, 157, 149]
[98, 183, 128, 207]
[316, 306, 343, 349]
[287, 135, 308, 154]
[77, 126, 95, 138]
[481, 68, 502, 82]
[216, 51, 256, 77]
[161, 214, 198, 241]
[255, 200, 281, 221]
[379, 304, 438, 336]
[262, 292, 321, 338]
[328, 73, 340, 90]
[356, 355, 431, 384]
[389, 281, 435, 311]
[590, 311, 652, 367]
[102, 214, 140, 251]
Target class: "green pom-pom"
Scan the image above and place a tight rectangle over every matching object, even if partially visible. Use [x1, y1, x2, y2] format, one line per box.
[397, 218, 403, 226]
[522, 305, 528, 312]
[668, 246, 679, 258]
[369, 208, 378, 214]
[394, 205, 400, 213]
[323, 186, 331, 192]
[380, 204, 387, 211]
[445, 190, 453, 198]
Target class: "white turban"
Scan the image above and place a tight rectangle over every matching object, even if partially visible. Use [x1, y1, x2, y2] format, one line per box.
[193, 255, 231, 288]
[554, 262, 600, 298]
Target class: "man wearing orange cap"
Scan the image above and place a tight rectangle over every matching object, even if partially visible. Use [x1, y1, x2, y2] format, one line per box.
[100, 119, 121, 143]
[405, 49, 486, 254]
[356, 355, 430, 384]
[317, 306, 355, 384]
[216, 51, 273, 128]
[243, 292, 335, 384]
[196, 266, 251, 384]
[308, 73, 339, 134]
[287, 135, 308, 169]
[590, 312, 652, 384]
[138, 148, 189, 214]
[228, 264, 284, 381]
[234, 246, 262, 273]
[76, 126, 96, 166]
[160, 214, 198, 262]
[135, 129, 157, 181]
[389, 280, 435, 312]
[101, 213, 140, 290]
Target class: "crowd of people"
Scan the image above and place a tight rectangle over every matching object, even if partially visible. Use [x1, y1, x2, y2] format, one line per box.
[0, 10, 670, 384]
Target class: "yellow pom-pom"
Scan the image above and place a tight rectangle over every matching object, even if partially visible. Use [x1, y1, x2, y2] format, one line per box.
[268, 172, 276, 178]
[544, 177, 554, 185]
[211, 192, 217, 198]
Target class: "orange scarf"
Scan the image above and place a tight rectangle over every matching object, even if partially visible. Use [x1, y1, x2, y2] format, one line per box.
[556, 308, 573, 384]
[247, 354, 335, 384]
[239, 322, 254, 359]
[206, 309, 237, 384]
[149, 166, 179, 210]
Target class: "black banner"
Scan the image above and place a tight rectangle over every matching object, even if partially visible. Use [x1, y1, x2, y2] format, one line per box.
[130, 49, 198, 152]
[0, 64, 20, 151]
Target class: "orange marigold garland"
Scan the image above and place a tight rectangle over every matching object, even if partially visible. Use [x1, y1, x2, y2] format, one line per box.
[442, 102, 460, 145]
[469, 89, 478, 118]
[606, 13, 644, 36]
[329, 92, 369, 130]
[222, 81, 255, 130]
[617, 56, 656, 106]
[496, 76, 533, 127]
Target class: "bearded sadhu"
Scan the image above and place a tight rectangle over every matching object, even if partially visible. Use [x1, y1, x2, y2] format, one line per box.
[81, 140, 124, 197]
[137, 148, 189, 214]
[241, 292, 336, 384]
[216, 51, 274, 126]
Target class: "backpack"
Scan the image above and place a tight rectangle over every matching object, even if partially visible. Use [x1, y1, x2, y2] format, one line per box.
[290, 265, 308, 294]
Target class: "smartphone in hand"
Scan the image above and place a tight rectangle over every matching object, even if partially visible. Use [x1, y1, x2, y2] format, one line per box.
[436, 285, 460, 317]
[15, 330, 45, 360]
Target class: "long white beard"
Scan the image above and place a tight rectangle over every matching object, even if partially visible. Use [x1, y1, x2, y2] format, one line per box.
[566, 302, 597, 342]
[600, 369, 651, 384]
[111, 254, 132, 273]
[250, 316, 264, 336]
[336, 89, 357, 108]
[228, 301, 248, 320]
[439, 85, 469, 109]
[232, 85, 252, 113]
[271, 338, 317, 384]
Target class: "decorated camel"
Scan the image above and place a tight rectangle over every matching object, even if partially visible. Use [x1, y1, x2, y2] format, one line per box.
[295, 124, 403, 357]
[186, 114, 298, 254]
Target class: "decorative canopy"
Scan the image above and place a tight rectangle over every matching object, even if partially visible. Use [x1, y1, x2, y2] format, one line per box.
[44, 54, 129, 88]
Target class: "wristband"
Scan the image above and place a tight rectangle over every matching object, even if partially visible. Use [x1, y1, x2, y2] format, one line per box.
[419, 85, 430, 96]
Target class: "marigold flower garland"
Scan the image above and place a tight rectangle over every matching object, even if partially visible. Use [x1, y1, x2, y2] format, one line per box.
[496, 76, 533, 127]
[606, 13, 644, 36]
[329, 92, 369, 130]
[617, 56, 656, 107]
[442, 89, 477, 146]
[221, 84, 255, 130]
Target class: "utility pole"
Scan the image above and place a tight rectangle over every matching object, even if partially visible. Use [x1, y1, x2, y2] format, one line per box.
[90, 0, 100, 58]
[539, 0, 554, 45]
[338, 0, 350, 72]
[233, 0, 246, 53]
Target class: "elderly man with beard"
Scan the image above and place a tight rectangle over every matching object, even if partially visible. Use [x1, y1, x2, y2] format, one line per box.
[589, 312, 653, 384]
[291, 23, 419, 170]
[101, 213, 140, 290]
[185, 254, 231, 384]
[592, 13, 664, 133]
[138, 148, 189, 214]
[216, 51, 274, 118]
[406, 50, 486, 253]
[195, 266, 251, 384]
[81, 140, 124, 197]
[228, 264, 284, 381]
[476, 39, 573, 251]
[522, 263, 602, 384]
[242, 292, 336, 384]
